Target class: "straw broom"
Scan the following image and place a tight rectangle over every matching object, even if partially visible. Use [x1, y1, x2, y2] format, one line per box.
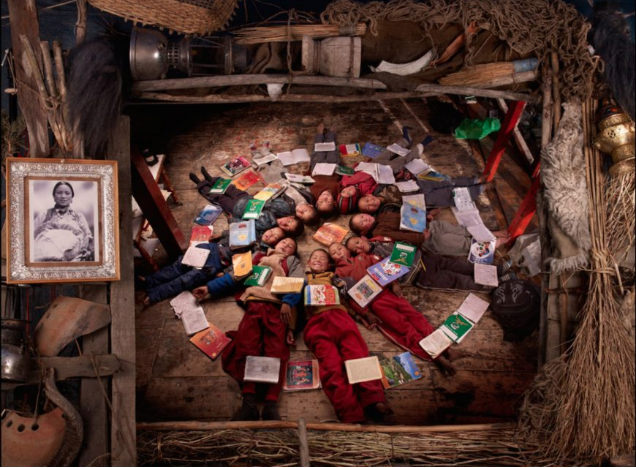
[439, 62, 517, 86]
[234, 23, 367, 45]
[605, 170, 635, 265]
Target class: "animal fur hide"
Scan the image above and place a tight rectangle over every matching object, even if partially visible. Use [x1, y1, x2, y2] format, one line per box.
[541, 102, 592, 274]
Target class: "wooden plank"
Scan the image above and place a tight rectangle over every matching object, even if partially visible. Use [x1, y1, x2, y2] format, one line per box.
[6, 0, 49, 157]
[496, 99, 535, 165]
[79, 285, 110, 467]
[131, 148, 186, 260]
[482, 101, 526, 182]
[108, 116, 137, 466]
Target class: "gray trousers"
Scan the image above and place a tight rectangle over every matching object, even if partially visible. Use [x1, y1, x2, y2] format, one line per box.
[373, 137, 419, 174]
[310, 131, 339, 172]
[416, 252, 503, 291]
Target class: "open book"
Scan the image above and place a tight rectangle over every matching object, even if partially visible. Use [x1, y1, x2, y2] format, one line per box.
[355, 162, 395, 184]
[276, 148, 310, 166]
[345, 356, 383, 384]
[419, 328, 453, 359]
[312, 163, 337, 177]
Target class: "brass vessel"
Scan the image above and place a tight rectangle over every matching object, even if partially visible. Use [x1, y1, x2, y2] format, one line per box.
[593, 104, 635, 177]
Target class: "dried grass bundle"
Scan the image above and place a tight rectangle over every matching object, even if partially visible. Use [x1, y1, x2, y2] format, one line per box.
[518, 99, 636, 463]
[605, 171, 635, 264]
[439, 62, 516, 86]
[234, 23, 366, 45]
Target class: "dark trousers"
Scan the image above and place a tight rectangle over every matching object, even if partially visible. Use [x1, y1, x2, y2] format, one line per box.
[417, 177, 482, 208]
[416, 252, 503, 291]
[192, 173, 249, 215]
[310, 131, 339, 172]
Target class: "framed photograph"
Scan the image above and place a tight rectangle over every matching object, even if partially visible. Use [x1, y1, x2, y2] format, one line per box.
[6, 157, 120, 283]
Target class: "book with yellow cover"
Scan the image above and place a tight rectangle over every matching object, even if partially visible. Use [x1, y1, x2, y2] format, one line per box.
[232, 252, 253, 279]
[270, 276, 305, 293]
[312, 223, 348, 246]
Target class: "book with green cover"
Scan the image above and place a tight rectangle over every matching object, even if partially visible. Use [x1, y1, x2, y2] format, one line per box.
[242, 199, 266, 220]
[208, 178, 232, 194]
[335, 165, 354, 176]
[390, 242, 416, 267]
[244, 265, 272, 287]
[440, 312, 474, 343]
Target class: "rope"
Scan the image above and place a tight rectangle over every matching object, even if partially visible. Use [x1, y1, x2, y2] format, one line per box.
[320, 0, 598, 101]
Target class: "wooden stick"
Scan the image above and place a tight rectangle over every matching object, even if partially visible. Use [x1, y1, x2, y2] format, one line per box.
[497, 98, 535, 164]
[19, 35, 49, 102]
[297, 418, 310, 467]
[559, 273, 569, 356]
[551, 52, 561, 131]
[541, 67, 553, 149]
[53, 41, 67, 102]
[75, 0, 87, 45]
[136, 420, 515, 433]
[39, 41, 58, 99]
[131, 74, 540, 102]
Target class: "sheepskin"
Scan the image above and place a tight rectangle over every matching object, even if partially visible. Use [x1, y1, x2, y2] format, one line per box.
[541, 102, 592, 274]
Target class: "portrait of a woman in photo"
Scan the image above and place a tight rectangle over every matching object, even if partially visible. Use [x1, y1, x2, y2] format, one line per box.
[32, 181, 95, 262]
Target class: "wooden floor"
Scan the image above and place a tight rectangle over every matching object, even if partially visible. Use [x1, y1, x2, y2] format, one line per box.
[132, 99, 538, 425]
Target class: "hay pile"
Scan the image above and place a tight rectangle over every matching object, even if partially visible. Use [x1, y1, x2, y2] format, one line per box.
[320, 0, 598, 101]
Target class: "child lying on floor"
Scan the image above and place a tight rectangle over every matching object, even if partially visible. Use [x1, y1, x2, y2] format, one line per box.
[309, 124, 342, 218]
[328, 243, 463, 374]
[303, 249, 394, 424]
[345, 235, 507, 291]
[139, 226, 286, 305]
[192, 238, 304, 421]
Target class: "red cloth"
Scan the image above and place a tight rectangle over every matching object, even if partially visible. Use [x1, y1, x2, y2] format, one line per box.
[371, 290, 435, 361]
[221, 301, 290, 402]
[340, 171, 377, 196]
[310, 175, 340, 201]
[334, 253, 381, 281]
[303, 308, 386, 423]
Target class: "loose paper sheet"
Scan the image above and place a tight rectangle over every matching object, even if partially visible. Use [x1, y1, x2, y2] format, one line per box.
[474, 263, 499, 287]
[396, 180, 419, 193]
[285, 173, 315, 184]
[451, 207, 484, 227]
[386, 143, 411, 156]
[181, 246, 211, 268]
[170, 291, 200, 317]
[314, 142, 336, 152]
[419, 329, 453, 359]
[377, 164, 396, 184]
[276, 148, 310, 166]
[453, 187, 477, 212]
[180, 306, 209, 336]
[311, 163, 337, 176]
[404, 159, 431, 175]
[456, 293, 490, 324]
[467, 224, 496, 242]
[345, 356, 383, 384]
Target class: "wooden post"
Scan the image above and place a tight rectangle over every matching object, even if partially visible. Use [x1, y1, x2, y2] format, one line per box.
[551, 52, 561, 131]
[76, 0, 87, 45]
[108, 116, 137, 466]
[131, 149, 187, 260]
[7, 0, 49, 157]
[481, 100, 526, 182]
[298, 418, 310, 467]
[79, 286, 110, 467]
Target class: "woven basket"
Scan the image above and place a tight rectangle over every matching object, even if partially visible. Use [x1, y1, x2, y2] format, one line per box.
[88, 0, 239, 35]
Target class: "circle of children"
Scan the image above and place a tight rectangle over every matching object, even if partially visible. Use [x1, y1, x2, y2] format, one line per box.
[139, 125, 511, 424]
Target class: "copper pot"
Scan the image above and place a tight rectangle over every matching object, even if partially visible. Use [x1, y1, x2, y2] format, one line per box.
[593, 105, 635, 177]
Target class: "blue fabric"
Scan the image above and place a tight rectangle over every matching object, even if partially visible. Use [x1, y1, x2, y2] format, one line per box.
[206, 272, 239, 297]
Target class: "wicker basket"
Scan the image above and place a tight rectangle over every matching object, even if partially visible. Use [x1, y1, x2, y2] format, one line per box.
[88, 0, 239, 35]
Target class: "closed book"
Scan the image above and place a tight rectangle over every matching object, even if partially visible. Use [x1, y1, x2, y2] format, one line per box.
[189, 225, 213, 248]
[221, 156, 251, 176]
[244, 265, 272, 287]
[367, 256, 410, 287]
[244, 356, 281, 384]
[338, 143, 361, 157]
[335, 165, 355, 176]
[344, 356, 383, 384]
[254, 181, 286, 201]
[304, 285, 340, 306]
[194, 204, 223, 226]
[229, 220, 256, 249]
[270, 277, 305, 294]
[189, 323, 231, 360]
[232, 170, 261, 191]
[283, 360, 321, 391]
[208, 178, 232, 194]
[361, 142, 385, 158]
[312, 223, 349, 246]
[377, 352, 422, 389]
[232, 252, 253, 279]
[400, 202, 427, 233]
[242, 199, 266, 220]
[348, 275, 383, 308]
[390, 242, 416, 267]
[440, 312, 474, 343]
[468, 239, 496, 265]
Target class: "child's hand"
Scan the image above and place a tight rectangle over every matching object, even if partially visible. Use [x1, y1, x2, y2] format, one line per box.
[286, 329, 296, 346]
[192, 286, 211, 302]
[390, 281, 404, 298]
[280, 303, 292, 325]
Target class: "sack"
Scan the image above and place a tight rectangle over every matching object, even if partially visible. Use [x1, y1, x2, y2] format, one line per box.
[454, 118, 501, 140]
[491, 280, 540, 342]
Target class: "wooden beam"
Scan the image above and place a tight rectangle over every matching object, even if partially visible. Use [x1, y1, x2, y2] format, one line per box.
[107, 116, 137, 467]
[496, 98, 535, 165]
[482, 100, 526, 182]
[137, 420, 515, 433]
[79, 286, 110, 468]
[131, 148, 186, 259]
[6, 0, 49, 157]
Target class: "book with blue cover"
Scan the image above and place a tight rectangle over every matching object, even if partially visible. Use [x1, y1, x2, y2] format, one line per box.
[229, 220, 256, 249]
[367, 256, 410, 287]
[468, 239, 496, 264]
[195, 204, 223, 226]
[362, 142, 386, 158]
[399, 202, 427, 233]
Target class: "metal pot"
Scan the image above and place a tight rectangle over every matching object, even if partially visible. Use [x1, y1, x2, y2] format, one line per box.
[1, 319, 30, 383]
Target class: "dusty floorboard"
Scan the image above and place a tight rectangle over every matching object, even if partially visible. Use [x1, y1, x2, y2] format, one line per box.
[132, 99, 538, 425]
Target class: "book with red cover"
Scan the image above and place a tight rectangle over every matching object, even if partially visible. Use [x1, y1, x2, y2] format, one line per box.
[232, 170, 262, 191]
[189, 323, 231, 360]
[312, 223, 348, 246]
[189, 225, 213, 247]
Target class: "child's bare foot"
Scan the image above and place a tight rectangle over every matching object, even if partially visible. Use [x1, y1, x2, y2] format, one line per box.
[286, 329, 296, 346]
[446, 347, 469, 362]
[142, 295, 151, 306]
[426, 208, 441, 222]
[435, 355, 457, 376]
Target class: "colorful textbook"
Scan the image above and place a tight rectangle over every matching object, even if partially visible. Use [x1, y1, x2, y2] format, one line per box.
[400, 202, 427, 233]
[244, 265, 272, 287]
[195, 204, 223, 226]
[242, 199, 266, 220]
[283, 360, 321, 391]
[377, 352, 422, 389]
[208, 178, 232, 194]
[304, 285, 340, 306]
[190, 323, 231, 360]
[367, 256, 409, 286]
[229, 220, 256, 249]
[348, 274, 383, 308]
[312, 223, 348, 246]
[221, 156, 251, 177]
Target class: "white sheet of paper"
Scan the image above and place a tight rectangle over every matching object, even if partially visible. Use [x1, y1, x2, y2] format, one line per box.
[402, 193, 426, 209]
[377, 164, 396, 184]
[181, 246, 211, 269]
[253, 152, 278, 166]
[314, 141, 336, 152]
[354, 162, 379, 182]
[474, 263, 499, 287]
[344, 356, 383, 384]
[276, 148, 310, 166]
[467, 224, 496, 242]
[387, 143, 410, 157]
[419, 329, 453, 359]
[451, 207, 484, 227]
[396, 180, 419, 193]
[453, 187, 477, 212]
[284, 173, 315, 184]
[169, 291, 200, 317]
[404, 158, 431, 175]
[457, 293, 490, 324]
[180, 307, 209, 336]
[311, 163, 337, 176]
